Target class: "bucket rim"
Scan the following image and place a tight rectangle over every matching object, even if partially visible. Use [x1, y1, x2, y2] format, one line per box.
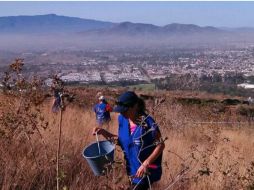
[82, 140, 115, 159]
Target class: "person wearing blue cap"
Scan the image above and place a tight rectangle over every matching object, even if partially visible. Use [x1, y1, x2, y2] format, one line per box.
[93, 91, 165, 190]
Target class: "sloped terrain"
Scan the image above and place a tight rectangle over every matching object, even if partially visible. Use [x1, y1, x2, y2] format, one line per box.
[0, 88, 254, 190]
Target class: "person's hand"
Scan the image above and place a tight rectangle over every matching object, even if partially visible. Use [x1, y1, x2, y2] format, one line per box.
[135, 160, 149, 178]
[92, 127, 103, 135]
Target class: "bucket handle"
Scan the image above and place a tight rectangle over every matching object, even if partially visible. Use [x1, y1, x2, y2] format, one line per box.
[95, 132, 101, 155]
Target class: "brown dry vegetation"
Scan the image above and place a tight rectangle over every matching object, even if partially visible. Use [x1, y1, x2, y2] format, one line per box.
[0, 87, 254, 190]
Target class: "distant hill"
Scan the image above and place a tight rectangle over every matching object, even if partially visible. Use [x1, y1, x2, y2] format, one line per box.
[0, 14, 230, 36]
[1, 14, 254, 51]
[101, 22, 161, 35]
[163, 23, 221, 34]
[0, 14, 114, 34]
[81, 21, 226, 37]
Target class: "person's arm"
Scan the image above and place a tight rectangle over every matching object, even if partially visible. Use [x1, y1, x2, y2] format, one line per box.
[135, 131, 165, 178]
[106, 104, 113, 112]
[93, 127, 118, 141]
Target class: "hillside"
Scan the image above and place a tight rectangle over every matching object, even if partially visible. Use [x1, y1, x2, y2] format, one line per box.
[0, 14, 223, 35]
[0, 14, 114, 34]
[0, 87, 254, 190]
[1, 14, 254, 51]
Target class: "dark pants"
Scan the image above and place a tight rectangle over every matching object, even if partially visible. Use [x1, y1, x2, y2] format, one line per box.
[130, 182, 149, 190]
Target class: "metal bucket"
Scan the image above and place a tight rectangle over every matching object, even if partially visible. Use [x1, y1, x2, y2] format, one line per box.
[83, 140, 115, 176]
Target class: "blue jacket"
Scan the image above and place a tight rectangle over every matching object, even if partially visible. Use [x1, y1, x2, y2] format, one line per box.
[94, 103, 111, 124]
[117, 114, 162, 184]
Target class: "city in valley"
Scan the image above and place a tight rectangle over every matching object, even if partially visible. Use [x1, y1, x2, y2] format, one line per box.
[1, 46, 254, 95]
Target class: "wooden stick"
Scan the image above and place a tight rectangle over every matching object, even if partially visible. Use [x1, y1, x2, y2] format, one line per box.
[56, 109, 63, 190]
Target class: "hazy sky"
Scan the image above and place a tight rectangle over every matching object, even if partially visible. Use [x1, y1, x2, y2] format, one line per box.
[0, 1, 254, 27]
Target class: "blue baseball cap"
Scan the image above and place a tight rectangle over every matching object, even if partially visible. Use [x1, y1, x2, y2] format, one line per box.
[113, 91, 139, 113]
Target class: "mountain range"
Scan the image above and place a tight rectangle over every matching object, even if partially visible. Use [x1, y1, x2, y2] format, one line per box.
[0, 14, 254, 51]
[0, 14, 114, 33]
[0, 14, 250, 35]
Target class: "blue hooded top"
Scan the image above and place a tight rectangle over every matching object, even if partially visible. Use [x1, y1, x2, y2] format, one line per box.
[117, 114, 163, 184]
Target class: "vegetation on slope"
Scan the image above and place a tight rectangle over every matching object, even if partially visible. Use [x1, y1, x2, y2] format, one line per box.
[0, 59, 254, 190]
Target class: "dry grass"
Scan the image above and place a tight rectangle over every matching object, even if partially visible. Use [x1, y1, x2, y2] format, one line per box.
[0, 89, 254, 190]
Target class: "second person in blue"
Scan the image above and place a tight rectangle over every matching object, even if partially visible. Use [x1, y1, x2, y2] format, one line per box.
[93, 91, 165, 190]
[93, 95, 112, 127]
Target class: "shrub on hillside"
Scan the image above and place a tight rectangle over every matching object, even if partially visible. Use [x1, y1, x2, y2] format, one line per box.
[236, 105, 254, 118]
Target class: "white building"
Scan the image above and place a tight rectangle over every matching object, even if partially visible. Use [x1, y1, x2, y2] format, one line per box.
[237, 83, 254, 89]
